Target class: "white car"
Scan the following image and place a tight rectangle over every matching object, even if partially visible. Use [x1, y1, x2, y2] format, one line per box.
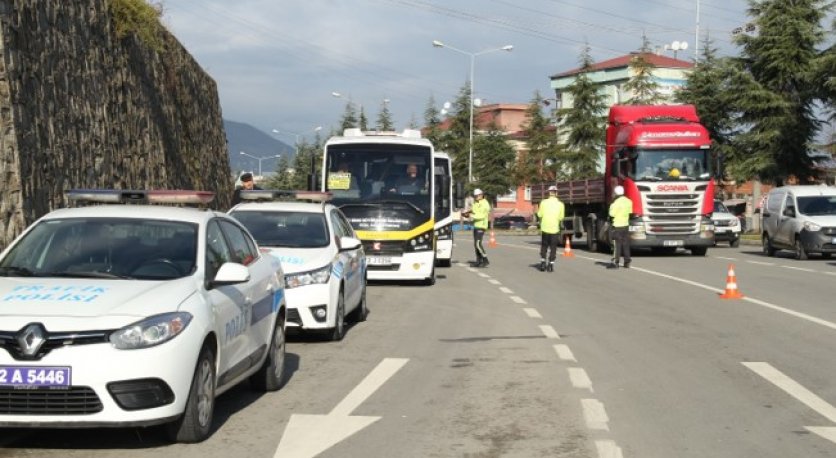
[712, 199, 741, 247]
[229, 191, 367, 341]
[0, 190, 287, 443]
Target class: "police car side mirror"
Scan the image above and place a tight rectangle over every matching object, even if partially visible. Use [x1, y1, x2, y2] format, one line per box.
[339, 236, 362, 251]
[210, 262, 250, 287]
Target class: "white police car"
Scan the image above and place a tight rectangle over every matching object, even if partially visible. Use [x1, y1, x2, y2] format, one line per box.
[0, 190, 287, 443]
[229, 191, 367, 341]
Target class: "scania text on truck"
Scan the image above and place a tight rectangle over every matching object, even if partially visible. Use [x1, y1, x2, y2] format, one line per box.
[533, 104, 716, 255]
[322, 129, 443, 284]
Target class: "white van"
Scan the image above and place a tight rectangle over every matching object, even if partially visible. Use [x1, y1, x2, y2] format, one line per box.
[761, 185, 836, 259]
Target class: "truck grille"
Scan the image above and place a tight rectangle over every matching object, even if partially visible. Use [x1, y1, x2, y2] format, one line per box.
[0, 387, 103, 415]
[644, 193, 701, 234]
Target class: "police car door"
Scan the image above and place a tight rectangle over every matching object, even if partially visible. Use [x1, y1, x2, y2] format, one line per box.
[205, 220, 251, 376]
[218, 220, 276, 360]
[331, 209, 362, 308]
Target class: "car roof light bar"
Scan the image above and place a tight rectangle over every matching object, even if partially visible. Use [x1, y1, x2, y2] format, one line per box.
[67, 189, 215, 205]
[240, 190, 332, 203]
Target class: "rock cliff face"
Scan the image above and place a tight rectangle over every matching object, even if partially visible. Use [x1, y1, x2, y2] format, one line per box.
[0, 0, 231, 248]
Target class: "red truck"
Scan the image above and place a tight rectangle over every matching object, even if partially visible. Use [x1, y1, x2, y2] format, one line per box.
[532, 104, 716, 255]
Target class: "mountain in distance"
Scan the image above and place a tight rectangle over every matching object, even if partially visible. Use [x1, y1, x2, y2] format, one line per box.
[224, 119, 293, 176]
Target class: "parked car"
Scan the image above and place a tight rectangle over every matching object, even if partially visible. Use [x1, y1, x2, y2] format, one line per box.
[712, 200, 741, 247]
[230, 190, 367, 341]
[0, 190, 287, 443]
[493, 215, 530, 230]
[761, 185, 836, 259]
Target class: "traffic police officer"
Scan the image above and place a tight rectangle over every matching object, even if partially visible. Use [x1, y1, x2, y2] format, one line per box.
[537, 185, 565, 272]
[608, 185, 632, 269]
[467, 188, 491, 267]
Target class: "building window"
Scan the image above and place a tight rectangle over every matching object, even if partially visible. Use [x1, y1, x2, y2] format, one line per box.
[497, 189, 517, 202]
[524, 186, 531, 201]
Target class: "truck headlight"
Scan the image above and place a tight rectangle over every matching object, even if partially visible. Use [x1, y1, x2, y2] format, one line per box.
[285, 265, 331, 288]
[110, 312, 192, 350]
[803, 221, 821, 231]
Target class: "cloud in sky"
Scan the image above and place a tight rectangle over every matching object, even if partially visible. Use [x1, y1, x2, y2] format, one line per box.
[162, 0, 753, 140]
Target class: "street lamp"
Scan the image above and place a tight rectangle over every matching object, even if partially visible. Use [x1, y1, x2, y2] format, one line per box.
[663, 40, 689, 59]
[433, 40, 513, 182]
[239, 151, 280, 178]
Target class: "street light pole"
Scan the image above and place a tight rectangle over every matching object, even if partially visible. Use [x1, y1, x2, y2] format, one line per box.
[239, 151, 280, 178]
[433, 40, 513, 182]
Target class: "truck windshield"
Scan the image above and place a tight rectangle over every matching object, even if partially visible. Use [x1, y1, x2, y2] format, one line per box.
[325, 144, 432, 215]
[628, 148, 712, 181]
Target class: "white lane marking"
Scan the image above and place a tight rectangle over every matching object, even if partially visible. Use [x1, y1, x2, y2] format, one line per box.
[595, 440, 624, 458]
[781, 265, 815, 273]
[275, 358, 408, 458]
[466, 267, 477, 273]
[569, 367, 594, 392]
[478, 272, 490, 278]
[716, 256, 737, 261]
[510, 296, 527, 304]
[523, 308, 542, 318]
[539, 325, 560, 339]
[581, 398, 610, 431]
[554, 344, 577, 362]
[456, 262, 469, 268]
[825, 272, 836, 277]
[743, 362, 836, 423]
[488, 279, 502, 285]
[806, 427, 836, 446]
[499, 286, 514, 294]
[502, 240, 836, 331]
[747, 260, 775, 266]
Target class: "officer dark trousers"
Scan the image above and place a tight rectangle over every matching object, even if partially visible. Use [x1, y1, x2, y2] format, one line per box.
[611, 227, 631, 266]
[540, 233, 560, 262]
[474, 228, 488, 266]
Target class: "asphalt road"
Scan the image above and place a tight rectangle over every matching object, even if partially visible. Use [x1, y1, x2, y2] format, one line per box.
[1, 233, 834, 457]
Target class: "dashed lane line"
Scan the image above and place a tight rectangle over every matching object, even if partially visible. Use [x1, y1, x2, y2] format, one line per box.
[523, 308, 542, 318]
[581, 399, 610, 431]
[539, 325, 560, 339]
[488, 279, 502, 285]
[569, 367, 594, 392]
[595, 440, 624, 458]
[747, 260, 775, 266]
[715, 256, 737, 261]
[554, 344, 577, 362]
[499, 286, 514, 294]
[781, 265, 816, 273]
[477, 272, 490, 278]
[510, 296, 527, 304]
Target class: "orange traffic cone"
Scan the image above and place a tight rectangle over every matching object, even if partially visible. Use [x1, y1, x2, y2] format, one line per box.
[562, 236, 575, 257]
[719, 264, 744, 299]
[488, 230, 497, 248]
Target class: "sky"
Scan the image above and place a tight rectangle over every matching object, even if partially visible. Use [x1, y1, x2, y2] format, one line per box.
[161, 0, 757, 144]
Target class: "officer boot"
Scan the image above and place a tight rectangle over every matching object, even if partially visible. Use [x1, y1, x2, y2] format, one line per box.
[547, 262, 554, 272]
[538, 260, 546, 272]
[481, 257, 490, 267]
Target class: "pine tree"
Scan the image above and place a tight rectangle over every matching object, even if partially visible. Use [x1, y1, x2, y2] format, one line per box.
[423, 95, 445, 151]
[727, 0, 829, 183]
[473, 124, 516, 204]
[264, 155, 294, 189]
[623, 35, 662, 105]
[376, 100, 395, 131]
[515, 91, 556, 185]
[557, 45, 607, 179]
[339, 101, 358, 131]
[447, 83, 473, 185]
[675, 36, 739, 179]
[358, 105, 369, 131]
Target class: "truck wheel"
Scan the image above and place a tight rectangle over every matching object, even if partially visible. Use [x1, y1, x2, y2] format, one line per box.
[763, 234, 776, 257]
[586, 220, 598, 252]
[794, 237, 808, 260]
[730, 237, 740, 248]
[691, 247, 707, 256]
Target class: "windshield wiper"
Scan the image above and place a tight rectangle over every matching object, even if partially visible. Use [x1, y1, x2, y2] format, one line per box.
[637, 176, 662, 182]
[0, 266, 35, 277]
[41, 271, 134, 279]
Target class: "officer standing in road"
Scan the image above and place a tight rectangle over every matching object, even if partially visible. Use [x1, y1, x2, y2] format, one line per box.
[464, 188, 491, 267]
[536, 185, 565, 272]
[608, 185, 632, 269]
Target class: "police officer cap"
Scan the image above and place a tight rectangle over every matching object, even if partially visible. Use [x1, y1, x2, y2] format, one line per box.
[614, 185, 624, 196]
[240, 172, 254, 182]
[473, 188, 483, 196]
[548, 185, 557, 192]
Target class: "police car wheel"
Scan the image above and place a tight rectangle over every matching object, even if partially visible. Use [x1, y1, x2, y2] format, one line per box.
[251, 316, 286, 392]
[794, 237, 808, 261]
[167, 345, 216, 443]
[329, 293, 346, 341]
[349, 283, 368, 323]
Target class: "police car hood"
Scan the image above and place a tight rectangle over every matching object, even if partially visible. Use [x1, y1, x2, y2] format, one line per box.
[264, 247, 335, 275]
[0, 277, 197, 322]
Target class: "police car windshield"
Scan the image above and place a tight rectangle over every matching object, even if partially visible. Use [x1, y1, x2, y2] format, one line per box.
[231, 211, 329, 248]
[0, 218, 197, 280]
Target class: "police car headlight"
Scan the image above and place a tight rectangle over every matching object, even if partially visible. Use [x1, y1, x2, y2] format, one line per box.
[803, 221, 821, 231]
[110, 312, 192, 350]
[285, 265, 331, 288]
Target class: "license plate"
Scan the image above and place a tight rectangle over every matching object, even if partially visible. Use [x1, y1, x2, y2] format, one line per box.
[663, 240, 684, 247]
[367, 256, 392, 266]
[0, 366, 71, 388]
